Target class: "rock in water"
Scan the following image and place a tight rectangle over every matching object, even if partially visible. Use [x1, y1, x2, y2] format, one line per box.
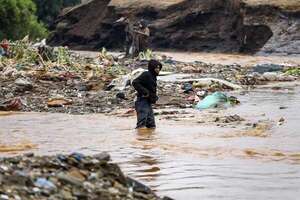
[0, 153, 168, 200]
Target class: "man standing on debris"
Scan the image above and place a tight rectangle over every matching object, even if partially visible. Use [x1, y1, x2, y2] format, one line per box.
[132, 20, 150, 57]
[115, 15, 134, 57]
[132, 60, 162, 129]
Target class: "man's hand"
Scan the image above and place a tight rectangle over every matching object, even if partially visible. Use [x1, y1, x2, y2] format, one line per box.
[142, 93, 149, 98]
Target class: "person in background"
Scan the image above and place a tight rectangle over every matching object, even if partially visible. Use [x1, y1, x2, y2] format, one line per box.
[124, 17, 134, 57]
[132, 19, 150, 57]
[115, 16, 134, 57]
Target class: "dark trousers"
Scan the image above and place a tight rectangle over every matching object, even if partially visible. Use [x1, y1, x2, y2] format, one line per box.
[135, 97, 156, 128]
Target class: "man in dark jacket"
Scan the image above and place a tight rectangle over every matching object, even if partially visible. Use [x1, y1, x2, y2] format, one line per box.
[132, 60, 162, 129]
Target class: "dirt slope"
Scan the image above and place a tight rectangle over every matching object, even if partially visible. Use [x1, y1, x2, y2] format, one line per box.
[48, 0, 300, 55]
[243, 0, 300, 55]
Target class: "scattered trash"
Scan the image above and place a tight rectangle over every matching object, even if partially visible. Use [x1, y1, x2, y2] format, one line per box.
[177, 78, 243, 90]
[47, 98, 72, 107]
[278, 117, 285, 126]
[181, 66, 197, 73]
[0, 194, 9, 200]
[108, 68, 145, 91]
[260, 72, 297, 82]
[279, 106, 288, 109]
[196, 90, 208, 98]
[253, 63, 285, 74]
[215, 114, 245, 123]
[0, 98, 24, 111]
[0, 38, 298, 114]
[0, 39, 10, 57]
[196, 92, 227, 110]
[0, 47, 5, 57]
[182, 83, 193, 93]
[35, 178, 57, 191]
[108, 75, 131, 91]
[187, 95, 196, 102]
[196, 92, 239, 110]
[194, 95, 201, 102]
[116, 92, 126, 100]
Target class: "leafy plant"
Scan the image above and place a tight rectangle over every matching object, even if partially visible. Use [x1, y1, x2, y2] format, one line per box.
[33, 0, 81, 27]
[284, 68, 300, 76]
[56, 46, 71, 65]
[0, 0, 48, 40]
[9, 39, 39, 63]
[138, 49, 154, 61]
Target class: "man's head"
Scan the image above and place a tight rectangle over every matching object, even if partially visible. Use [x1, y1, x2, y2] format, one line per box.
[148, 60, 162, 76]
[139, 19, 148, 28]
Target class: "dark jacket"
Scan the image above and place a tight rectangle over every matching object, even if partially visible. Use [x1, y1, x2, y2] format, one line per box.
[132, 70, 158, 104]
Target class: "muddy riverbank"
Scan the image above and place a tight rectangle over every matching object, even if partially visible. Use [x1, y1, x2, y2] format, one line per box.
[1, 48, 299, 115]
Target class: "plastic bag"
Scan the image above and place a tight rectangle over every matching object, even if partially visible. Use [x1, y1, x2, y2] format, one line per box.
[196, 92, 228, 110]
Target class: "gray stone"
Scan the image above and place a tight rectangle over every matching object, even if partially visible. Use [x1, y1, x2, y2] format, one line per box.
[15, 78, 33, 91]
[253, 64, 284, 74]
[57, 172, 83, 187]
[94, 152, 110, 162]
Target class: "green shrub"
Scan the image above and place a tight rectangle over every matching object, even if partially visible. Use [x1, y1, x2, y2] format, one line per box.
[0, 0, 48, 40]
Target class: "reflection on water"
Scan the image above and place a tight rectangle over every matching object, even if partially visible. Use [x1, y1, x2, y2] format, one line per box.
[1, 87, 300, 199]
[129, 129, 161, 184]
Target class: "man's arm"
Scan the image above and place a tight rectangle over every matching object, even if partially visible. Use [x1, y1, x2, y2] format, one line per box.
[132, 72, 150, 97]
[144, 28, 150, 37]
[133, 28, 150, 36]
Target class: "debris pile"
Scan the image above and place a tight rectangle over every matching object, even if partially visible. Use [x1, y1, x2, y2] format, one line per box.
[0, 152, 170, 200]
[0, 39, 136, 114]
[1, 38, 299, 114]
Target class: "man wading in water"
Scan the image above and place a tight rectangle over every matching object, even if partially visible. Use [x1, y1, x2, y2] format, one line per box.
[132, 60, 162, 130]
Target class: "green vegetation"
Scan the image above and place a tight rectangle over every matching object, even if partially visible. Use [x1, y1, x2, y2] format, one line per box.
[284, 68, 300, 76]
[0, 0, 81, 40]
[0, 0, 48, 40]
[34, 0, 81, 27]
[138, 49, 154, 60]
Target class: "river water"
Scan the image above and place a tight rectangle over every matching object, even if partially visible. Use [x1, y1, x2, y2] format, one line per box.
[1, 83, 300, 199]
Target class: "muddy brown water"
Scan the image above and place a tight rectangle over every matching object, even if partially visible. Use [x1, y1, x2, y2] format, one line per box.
[75, 50, 300, 66]
[1, 84, 300, 199]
